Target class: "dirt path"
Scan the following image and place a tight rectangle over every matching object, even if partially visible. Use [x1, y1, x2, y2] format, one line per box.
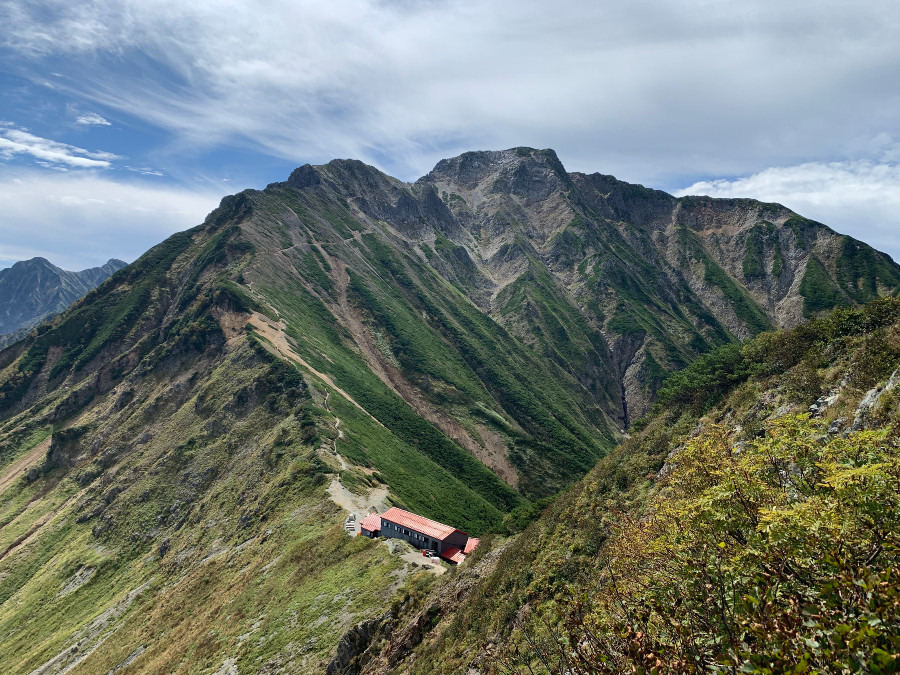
[247, 312, 376, 420]
[327, 479, 447, 576]
[0, 436, 50, 494]
[327, 479, 389, 522]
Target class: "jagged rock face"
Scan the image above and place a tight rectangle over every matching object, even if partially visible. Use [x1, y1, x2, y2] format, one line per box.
[4, 148, 897, 496]
[0, 257, 126, 346]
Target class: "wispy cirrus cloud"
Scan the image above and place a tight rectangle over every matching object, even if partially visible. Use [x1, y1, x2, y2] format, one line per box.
[74, 111, 110, 126]
[1, 0, 899, 267]
[0, 125, 120, 169]
[2, 0, 899, 184]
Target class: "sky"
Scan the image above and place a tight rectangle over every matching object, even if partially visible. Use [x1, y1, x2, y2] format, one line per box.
[1, 0, 899, 269]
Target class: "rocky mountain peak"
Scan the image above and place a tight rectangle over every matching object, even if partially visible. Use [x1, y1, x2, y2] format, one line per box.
[284, 158, 402, 197]
[10, 256, 55, 272]
[421, 147, 571, 203]
[0, 256, 127, 345]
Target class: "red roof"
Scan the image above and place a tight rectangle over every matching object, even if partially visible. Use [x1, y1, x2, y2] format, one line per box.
[360, 513, 382, 532]
[464, 537, 480, 555]
[380, 507, 460, 541]
[441, 547, 466, 564]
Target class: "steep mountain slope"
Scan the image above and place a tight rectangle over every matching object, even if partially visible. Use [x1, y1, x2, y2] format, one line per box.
[0, 257, 126, 348]
[415, 150, 900, 418]
[0, 221, 427, 673]
[0, 148, 898, 673]
[364, 298, 900, 673]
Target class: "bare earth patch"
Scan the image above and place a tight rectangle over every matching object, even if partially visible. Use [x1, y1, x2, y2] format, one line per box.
[0, 436, 50, 494]
[247, 312, 374, 418]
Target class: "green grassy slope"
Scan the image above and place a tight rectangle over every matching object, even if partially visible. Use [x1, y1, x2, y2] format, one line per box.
[385, 298, 900, 674]
[247, 180, 618, 500]
[0, 212, 445, 672]
[0, 171, 618, 671]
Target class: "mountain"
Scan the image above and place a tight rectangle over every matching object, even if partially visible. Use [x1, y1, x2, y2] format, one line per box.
[370, 298, 900, 674]
[0, 148, 898, 673]
[0, 257, 127, 348]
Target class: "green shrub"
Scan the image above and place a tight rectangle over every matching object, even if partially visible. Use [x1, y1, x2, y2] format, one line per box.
[801, 255, 848, 316]
[505, 417, 900, 673]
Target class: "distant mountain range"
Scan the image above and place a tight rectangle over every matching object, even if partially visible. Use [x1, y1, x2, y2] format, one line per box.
[0, 257, 127, 348]
[1, 148, 898, 673]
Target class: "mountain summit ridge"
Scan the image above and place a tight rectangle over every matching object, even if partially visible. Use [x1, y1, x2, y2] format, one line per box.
[264, 147, 899, 420]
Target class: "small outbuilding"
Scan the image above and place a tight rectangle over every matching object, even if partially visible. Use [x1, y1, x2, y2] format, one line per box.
[360, 512, 382, 538]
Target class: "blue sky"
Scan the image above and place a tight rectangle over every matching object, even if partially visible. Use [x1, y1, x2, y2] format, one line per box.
[1, 0, 900, 269]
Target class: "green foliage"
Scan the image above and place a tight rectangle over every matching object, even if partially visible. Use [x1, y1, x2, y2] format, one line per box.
[785, 214, 812, 246]
[182, 225, 251, 293]
[801, 255, 849, 316]
[328, 394, 507, 535]
[345, 238, 611, 497]
[651, 298, 900, 419]
[289, 248, 334, 295]
[742, 226, 766, 280]
[211, 280, 262, 314]
[847, 327, 900, 390]
[607, 304, 644, 336]
[654, 342, 750, 413]
[783, 359, 823, 404]
[413, 298, 900, 673]
[539, 417, 900, 673]
[771, 235, 785, 276]
[673, 226, 771, 336]
[260, 280, 520, 531]
[700, 246, 772, 334]
[323, 204, 365, 235]
[836, 236, 900, 304]
[501, 496, 557, 534]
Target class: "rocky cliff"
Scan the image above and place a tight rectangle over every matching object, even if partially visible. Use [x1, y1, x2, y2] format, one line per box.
[275, 148, 900, 422]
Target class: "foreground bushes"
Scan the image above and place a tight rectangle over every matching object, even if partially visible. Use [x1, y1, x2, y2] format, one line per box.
[504, 415, 900, 673]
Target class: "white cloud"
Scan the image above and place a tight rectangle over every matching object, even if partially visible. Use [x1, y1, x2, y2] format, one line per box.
[677, 161, 900, 262]
[0, 0, 899, 269]
[75, 111, 111, 126]
[0, 171, 222, 270]
[124, 166, 165, 176]
[2, 0, 899, 183]
[0, 126, 120, 169]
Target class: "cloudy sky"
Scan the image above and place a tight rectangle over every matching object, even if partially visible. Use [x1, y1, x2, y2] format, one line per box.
[1, 0, 899, 269]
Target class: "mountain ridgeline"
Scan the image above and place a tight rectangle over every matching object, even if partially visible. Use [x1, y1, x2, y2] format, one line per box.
[0, 148, 898, 673]
[0, 257, 126, 348]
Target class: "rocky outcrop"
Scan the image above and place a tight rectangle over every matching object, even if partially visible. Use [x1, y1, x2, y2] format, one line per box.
[848, 367, 900, 433]
[325, 614, 393, 675]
